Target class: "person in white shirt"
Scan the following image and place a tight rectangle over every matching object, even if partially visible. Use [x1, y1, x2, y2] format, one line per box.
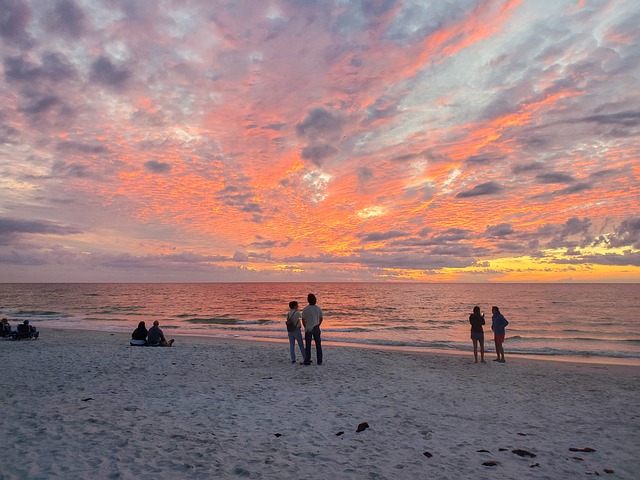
[301, 293, 323, 365]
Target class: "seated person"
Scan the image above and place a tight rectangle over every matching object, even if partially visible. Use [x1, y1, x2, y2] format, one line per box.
[1, 318, 13, 338]
[16, 320, 39, 339]
[130, 321, 148, 346]
[147, 320, 174, 347]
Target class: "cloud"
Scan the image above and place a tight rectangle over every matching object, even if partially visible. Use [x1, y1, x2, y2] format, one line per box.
[0, 123, 19, 144]
[397, 228, 472, 248]
[44, 0, 86, 38]
[357, 166, 374, 185]
[363, 97, 401, 125]
[456, 182, 503, 198]
[56, 141, 106, 154]
[485, 223, 514, 238]
[535, 172, 575, 184]
[0, 217, 81, 243]
[18, 93, 61, 115]
[555, 251, 640, 267]
[511, 161, 545, 174]
[217, 186, 264, 218]
[233, 251, 249, 262]
[0, 0, 31, 44]
[89, 56, 131, 87]
[144, 160, 171, 174]
[361, 230, 407, 242]
[541, 217, 593, 249]
[296, 108, 345, 140]
[51, 160, 92, 178]
[248, 239, 278, 249]
[283, 251, 475, 270]
[300, 144, 337, 165]
[595, 217, 640, 249]
[4, 52, 76, 83]
[560, 217, 592, 237]
[16, 91, 75, 126]
[555, 182, 592, 195]
[465, 155, 494, 166]
[581, 110, 640, 127]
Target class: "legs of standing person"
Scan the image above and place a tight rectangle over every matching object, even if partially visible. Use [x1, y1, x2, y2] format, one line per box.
[288, 331, 297, 362]
[304, 330, 312, 365]
[472, 338, 478, 363]
[494, 335, 505, 362]
[312, 325, 322, 365]
[295, 329, 305, 362]
[479, 339, 485, 362]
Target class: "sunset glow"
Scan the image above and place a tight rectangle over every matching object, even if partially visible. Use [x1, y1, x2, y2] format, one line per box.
[0, 0, 638, 282]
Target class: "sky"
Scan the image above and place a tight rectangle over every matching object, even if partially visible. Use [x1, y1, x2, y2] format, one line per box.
[1, 0, 639, 283]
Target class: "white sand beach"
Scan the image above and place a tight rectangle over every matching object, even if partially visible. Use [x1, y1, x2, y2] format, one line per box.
[1, 329, 638, 479]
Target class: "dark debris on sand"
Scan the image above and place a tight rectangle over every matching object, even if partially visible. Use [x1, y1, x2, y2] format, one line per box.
[356, 422, 369, 433]
[512, 449, 536, 458]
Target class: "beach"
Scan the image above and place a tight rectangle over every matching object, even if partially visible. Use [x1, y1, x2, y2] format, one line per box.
[1, 329, 638, 479]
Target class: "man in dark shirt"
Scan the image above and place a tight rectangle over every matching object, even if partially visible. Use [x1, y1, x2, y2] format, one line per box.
[147, 320, 174, 347]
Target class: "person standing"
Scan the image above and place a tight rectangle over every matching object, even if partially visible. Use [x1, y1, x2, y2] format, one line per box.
[301, 293, 323, 366]
[491, 306, 509, 363]
[286, 301, 305, 363]
[469, 306, 486, 363]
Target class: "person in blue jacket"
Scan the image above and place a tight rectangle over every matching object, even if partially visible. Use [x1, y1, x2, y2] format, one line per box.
[491, 306, 509, 363]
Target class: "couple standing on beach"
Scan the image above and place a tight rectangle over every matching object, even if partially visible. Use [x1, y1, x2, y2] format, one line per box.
[469, 306, 509, 363]
[286, 293, 323, 365]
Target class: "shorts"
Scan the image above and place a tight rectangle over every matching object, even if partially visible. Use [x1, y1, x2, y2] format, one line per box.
[494, 334, 505, 343]
[471, 331, 484, 341]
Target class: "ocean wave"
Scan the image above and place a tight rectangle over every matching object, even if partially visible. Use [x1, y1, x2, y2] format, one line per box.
[83, 316, 130, 323]
[14, 310, 66, 317]
[507, 335, 640, 344]
[185, 317, 240, 325]
[184, 317, 269, 325]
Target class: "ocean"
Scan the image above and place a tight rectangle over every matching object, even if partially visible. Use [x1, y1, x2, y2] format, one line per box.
[1, 283, 639, 364]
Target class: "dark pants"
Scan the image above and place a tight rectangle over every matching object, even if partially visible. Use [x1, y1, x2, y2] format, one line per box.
[304, 326, 322, 365]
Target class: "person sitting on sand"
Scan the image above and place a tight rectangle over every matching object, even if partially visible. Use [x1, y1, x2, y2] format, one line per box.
[491, 306, 509, 363]
[469, 306, 486, 363]
[130, 321, 148, 346]
[1, 318, 13, 338]
[286, 301, 305, 364]
[16, 319, 39, 339]
[147, 320, 174, 347]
